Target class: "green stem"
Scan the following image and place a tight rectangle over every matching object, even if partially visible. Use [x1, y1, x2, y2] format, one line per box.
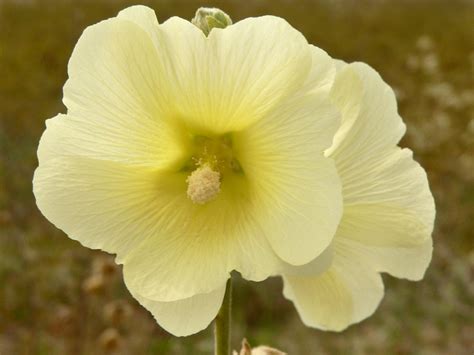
[214, 278, 232, 355]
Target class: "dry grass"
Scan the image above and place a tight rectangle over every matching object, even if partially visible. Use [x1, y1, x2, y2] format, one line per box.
[0, 0, 473, 354]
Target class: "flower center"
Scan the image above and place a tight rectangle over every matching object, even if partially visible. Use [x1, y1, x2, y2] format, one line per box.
[184, 134, 242, 204]
[186, 164, 221, 204]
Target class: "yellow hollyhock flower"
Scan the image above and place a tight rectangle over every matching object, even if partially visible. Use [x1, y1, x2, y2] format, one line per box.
[33, 6, 343, 335]
[281, 62, 435, 331]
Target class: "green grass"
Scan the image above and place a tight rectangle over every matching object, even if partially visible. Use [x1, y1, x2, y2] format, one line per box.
[1, 0, 473, 354]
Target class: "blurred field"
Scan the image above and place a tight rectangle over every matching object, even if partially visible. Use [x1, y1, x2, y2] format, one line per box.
[0, 0, 473, 354]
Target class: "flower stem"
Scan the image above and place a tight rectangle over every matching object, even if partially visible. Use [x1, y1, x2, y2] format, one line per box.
[214, 277, 232, 355]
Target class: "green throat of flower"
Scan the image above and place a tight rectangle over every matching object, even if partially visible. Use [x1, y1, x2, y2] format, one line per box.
[184, 134, 243, 205]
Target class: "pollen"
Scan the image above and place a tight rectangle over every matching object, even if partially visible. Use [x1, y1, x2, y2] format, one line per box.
[186, 164, 221, 204]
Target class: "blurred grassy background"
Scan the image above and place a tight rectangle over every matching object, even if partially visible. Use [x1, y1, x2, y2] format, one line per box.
[0, 0, 473, 354]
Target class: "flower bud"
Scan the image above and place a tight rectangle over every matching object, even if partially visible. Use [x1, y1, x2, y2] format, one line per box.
[233, 339, 286, 355]
[191, 7, 232, 36]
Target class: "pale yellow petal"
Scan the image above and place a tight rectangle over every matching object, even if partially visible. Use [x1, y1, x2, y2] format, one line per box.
[326, 62, 406, 159]
[37, 112, 183, 170]
[235, 92, 342, 265]
[335, 147, 435, 236]
[121, 172, 282, 301]
[336, 148, 434, 248]
[33, 156, 164, 257]
[60, 16, 184, 168]
[117, 5, 159, 29]
[300, 45, 336, 95]
[337, 237, 433, 281]
[64, 16, 168, 117]
[129, 285, 226, 336]
[279, 244, 333, 277]
[155, 16, 313, 133]
[122, 85, 343, 301]
[34, 153, 281, 302]
[326, 62, 435, 279]
[283, 242, 384, 331]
